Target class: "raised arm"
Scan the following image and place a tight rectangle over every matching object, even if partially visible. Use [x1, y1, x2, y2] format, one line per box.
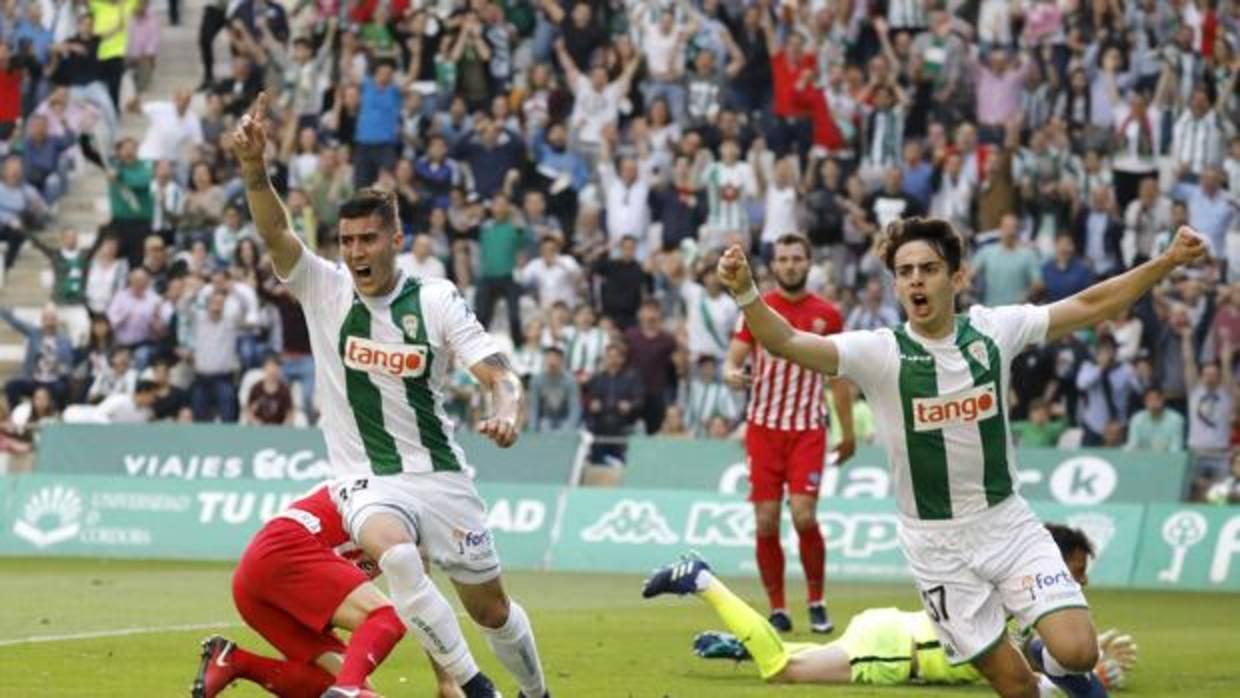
[554, 37, 581, 86]
[469, 352, 525, 447]
[1046, 227, 1208, 342]
[717, 246, 842, 375]
[230, 92, 304, 278]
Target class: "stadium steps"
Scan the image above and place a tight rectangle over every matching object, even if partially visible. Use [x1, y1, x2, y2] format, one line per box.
[0, 0, 212, 383]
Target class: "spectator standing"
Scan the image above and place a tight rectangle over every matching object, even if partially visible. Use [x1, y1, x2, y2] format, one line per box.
[397, 233, 447, 280]
[136, 90, 202, 164]
[85, 234, 129, 317]
[354, 60, 403, 188]
[972, 214, 1043, 306]
[90, 0, 134, 111]
[623, 300, 677, 435]
[475, 193, 527, 341]
[564, 303, 607, 382]
[106, 268, 162, 364]
[0, 156, 49, 270]
[125, 0, 160, 112]
[679, 354, 739, 437]
[1042, 233, 1095, 304]
[518, 236, 581, 313]
[1183, 325, 1235, 490]
[0, 305, 74, 407]
[593, 235, 647, 330]
[584, 343, 643, 467]
[1075, 335, 1139, 447]
[1125, 387, 1186, 452]
[107, 138, 154, 266]
[188, 289, 242, 422]
[246, 354, 294, 425]
[1010, 398, 1069, 449]
[527, 346, 581, 433]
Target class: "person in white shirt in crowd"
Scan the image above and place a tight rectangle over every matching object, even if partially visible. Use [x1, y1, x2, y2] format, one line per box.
[929, 151, 974, 239]
[397, 233, 448, 279]
[137, 89, 203, 178]
[555, 36, 642, 156]
[84, 234, 129, 317]
[597, 128, 656, 259]
[758, 156, 801, 260]
[66, 379, 158, 424]
[636, 6, 694, 123]
[675, 257, 738, 364]
[518, 235, 582, 314]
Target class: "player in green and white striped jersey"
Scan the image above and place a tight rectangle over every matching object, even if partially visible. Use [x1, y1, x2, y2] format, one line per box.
[232, 94, 548, 698]
[718, 217, 1207, 698]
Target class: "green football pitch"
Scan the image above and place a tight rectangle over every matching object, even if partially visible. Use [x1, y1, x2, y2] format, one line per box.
[2, 558, 1238, 697]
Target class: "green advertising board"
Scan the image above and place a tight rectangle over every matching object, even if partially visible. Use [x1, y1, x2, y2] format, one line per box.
[625, 439, 1188, 504]
[3, 474, 1227, 592]
[546, 487, 1145, 588]
[34, 424, 579, 486]
[1130, 504, 1240, 591]
[0, 474, 559, 570]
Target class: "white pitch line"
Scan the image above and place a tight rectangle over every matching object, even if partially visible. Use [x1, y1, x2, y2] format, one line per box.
[0, 621, 240, 648]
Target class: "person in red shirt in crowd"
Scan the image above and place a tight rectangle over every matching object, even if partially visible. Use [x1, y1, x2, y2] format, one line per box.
[761, 3, 817, 157]
[192, 482, 499, 698]
[724, 233, 855, 635]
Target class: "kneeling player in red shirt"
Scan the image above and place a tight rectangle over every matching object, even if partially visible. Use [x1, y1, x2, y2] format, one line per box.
[191, 481, 486, 698]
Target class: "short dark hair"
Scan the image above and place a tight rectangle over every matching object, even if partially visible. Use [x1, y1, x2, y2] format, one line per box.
[338, 188, 399, 233]
[773, 233, 813, 259]
[877, 217, 965, 273]
[1045, 523, 1095, 559]
[543, 345, 564, 357]
[135, 380, 158, 395]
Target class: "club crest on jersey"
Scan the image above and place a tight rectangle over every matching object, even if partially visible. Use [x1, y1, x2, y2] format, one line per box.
[400, 314, 420, 339]
[967, 341, 990, 370]
[912, 383, 999, 431]
[344, 336, 429, 378]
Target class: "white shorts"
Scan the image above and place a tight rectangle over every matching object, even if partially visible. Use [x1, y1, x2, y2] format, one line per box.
[897, 496, 1088, 666]
[335, 471, 501, 585]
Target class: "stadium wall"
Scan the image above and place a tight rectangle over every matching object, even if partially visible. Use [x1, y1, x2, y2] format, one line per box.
[2, 473, 1238, 593]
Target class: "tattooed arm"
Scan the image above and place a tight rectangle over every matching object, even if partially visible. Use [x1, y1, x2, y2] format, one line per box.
[469, 352, 525, 448]
[230, 92, 304, 278]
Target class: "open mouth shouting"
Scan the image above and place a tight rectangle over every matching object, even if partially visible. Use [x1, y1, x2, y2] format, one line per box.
[910, 293, 930, 314]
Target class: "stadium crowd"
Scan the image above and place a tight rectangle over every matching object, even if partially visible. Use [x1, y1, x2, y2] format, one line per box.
[0, 0, 1238, 501]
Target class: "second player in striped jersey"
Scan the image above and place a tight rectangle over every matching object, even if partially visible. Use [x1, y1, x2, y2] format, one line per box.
[724, 233, 855, 636]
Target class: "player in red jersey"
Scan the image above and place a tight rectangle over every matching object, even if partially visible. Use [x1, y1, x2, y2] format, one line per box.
[191, 481, 497, 698]
[724, 233, 855, 635]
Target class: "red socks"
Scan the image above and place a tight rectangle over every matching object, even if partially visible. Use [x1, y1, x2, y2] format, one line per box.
[230, 647, 335, 698]
[755, 533, 786, 611]
[796, 523, 826, 604]
[336, 606, 406, 687]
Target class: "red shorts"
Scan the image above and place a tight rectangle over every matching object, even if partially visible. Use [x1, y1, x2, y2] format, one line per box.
[231, 519, 368, 662]
[745, 423, 827, 502]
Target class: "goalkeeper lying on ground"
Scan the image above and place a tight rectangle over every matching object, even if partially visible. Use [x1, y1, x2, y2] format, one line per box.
[642, 523, 1137, 693]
